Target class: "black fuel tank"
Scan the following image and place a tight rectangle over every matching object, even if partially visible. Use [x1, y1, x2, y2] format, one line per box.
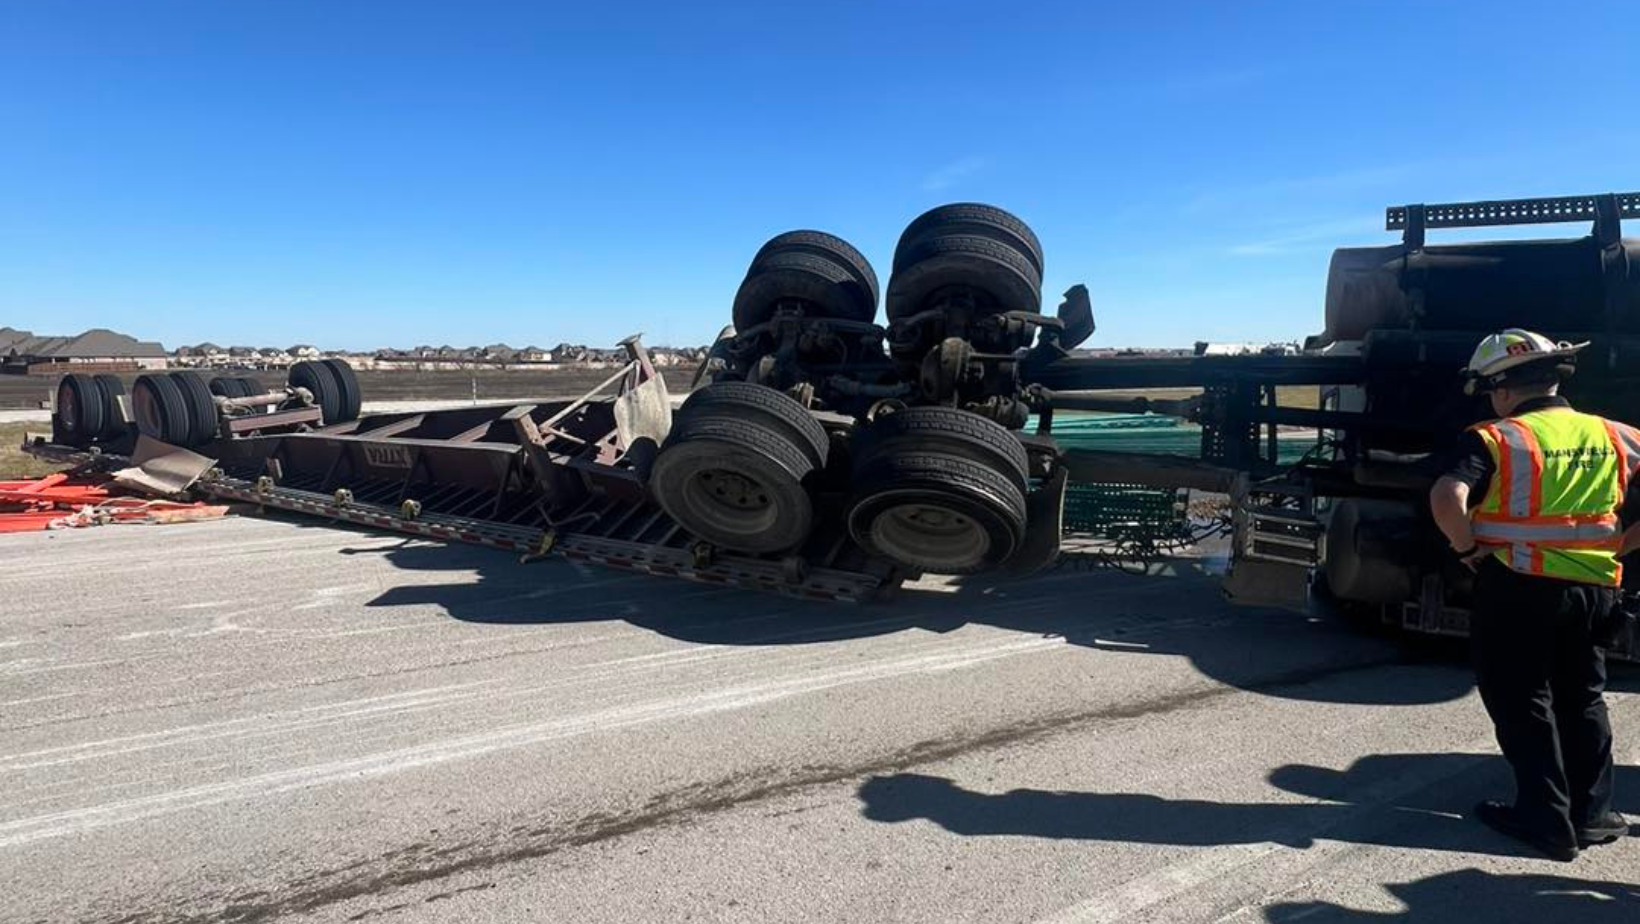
[1322, 236, 1640, 342]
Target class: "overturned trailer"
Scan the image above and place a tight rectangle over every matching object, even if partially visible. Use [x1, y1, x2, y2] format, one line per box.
[24, 192, 1639, 654]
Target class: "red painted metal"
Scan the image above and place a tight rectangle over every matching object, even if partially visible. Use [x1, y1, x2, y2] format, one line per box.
[0, 472, 113, 507]
[0, 470, 219, 532]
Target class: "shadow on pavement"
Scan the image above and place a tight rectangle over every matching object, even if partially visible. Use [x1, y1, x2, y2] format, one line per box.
[1263, 869, 1640, 922]
[856, 754, 1639, 860]
[339, 531, 1490, 705]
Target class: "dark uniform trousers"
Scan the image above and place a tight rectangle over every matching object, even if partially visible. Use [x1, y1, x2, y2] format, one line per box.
[1470, 556, 1618, 843]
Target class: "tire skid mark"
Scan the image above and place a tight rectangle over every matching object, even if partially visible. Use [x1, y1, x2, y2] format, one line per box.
[22, 627, 1038, 799]
[77, 655, 1404, 924]
[0, 629, 643, 733]
[0, 634, 1068, 849]
[0, 683, 500, 770]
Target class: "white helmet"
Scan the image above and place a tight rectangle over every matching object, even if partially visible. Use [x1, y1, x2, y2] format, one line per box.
[1462, 328, 1587, 395]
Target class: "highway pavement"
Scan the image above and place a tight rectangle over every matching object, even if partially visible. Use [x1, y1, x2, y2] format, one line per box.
[2, 516, 1637, 923]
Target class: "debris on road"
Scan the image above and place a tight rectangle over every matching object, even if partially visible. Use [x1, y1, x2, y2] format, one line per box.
[0, 469, 228, 533]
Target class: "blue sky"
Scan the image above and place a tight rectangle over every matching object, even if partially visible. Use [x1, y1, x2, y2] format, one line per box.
[2, 1, 1635, 351]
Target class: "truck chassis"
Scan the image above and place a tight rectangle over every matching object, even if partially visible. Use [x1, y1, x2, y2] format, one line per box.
[21, 191, 1639, 659]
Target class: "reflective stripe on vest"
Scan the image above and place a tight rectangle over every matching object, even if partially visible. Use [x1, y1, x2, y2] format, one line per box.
[1468, 408, 1628, 586]
[1606, 419, 1640, 496]
[1469, 514, 1621, 546]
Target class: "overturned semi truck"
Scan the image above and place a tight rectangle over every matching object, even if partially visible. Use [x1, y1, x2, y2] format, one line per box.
[25, 192, 1640, 653]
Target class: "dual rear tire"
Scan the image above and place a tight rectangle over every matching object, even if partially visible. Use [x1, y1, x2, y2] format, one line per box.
[844, 407, 1029, 574]
[55, 374, 109, 447]
[289, 360, 361, 425]
[650, 391, 1032, 574]
[131, 371, 217, 447]
[131, 373, 200, 446]
[649, 382, 829, 554]
[885, 203, 1044, 321]
[731, 231, 880, 329]
[209, 375, 266, 400]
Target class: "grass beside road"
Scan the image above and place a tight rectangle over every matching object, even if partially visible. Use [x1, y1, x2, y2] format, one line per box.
[0, 422, 64, 479]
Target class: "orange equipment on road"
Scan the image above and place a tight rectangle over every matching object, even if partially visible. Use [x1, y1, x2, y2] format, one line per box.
[0, 470, 226, 533]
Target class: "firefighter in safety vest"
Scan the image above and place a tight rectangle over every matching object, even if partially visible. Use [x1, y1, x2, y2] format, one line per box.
[1430, 328, 1640, 861]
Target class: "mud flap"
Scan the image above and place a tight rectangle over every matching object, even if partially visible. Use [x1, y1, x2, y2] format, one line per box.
[1222, 558, 1312, 611]
[1002, 464, 1068, 576]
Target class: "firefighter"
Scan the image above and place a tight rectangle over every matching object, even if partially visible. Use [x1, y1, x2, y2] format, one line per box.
[1429, 328, 1640, 860]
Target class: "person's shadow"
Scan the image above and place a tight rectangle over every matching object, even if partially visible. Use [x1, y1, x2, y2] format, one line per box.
[857, 752, 1639, 859]
[1264, 868, 1639, 922]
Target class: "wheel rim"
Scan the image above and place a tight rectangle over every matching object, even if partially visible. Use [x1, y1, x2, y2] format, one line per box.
[133, 384, 162, 437]
[59, 384, 80, 432]
[679, 467, 778, 538]
[869, 500, 991, 572]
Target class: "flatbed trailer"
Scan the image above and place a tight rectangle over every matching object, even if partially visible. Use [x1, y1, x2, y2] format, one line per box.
[24, 339, 906, 602]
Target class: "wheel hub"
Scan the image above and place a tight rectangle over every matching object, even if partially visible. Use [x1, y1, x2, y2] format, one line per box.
[698, 469, 769, 510]
[870, 500, 991, 572]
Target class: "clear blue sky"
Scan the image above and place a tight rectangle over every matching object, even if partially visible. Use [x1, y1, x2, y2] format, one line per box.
[2, 1, 1635, 351]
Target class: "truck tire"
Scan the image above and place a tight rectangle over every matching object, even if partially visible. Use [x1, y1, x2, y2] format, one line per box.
[92, 373, 127, 441]
[845, 451, 1028, 574]
[209, 376, 250, 399]
[55, 374, 107, 447]
[894, 203, 1044, 277]
[731, 230, 879, 329]
[671, 380, 829, 470]
[132, 374, 191, 445]
[848, 406, 1028, 490]
[289, 361, 343, 425]
[170, 371, 219, 447]
[320, 359, 362, 422]
[749, 230, 880, 304]
[886, 203, 1042, 321]
[649, 415, 818, 554]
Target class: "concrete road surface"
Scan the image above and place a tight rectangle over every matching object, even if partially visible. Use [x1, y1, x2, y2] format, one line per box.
[2, 517, 1636, 923]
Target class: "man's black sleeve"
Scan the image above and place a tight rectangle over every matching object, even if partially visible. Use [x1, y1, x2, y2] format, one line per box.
[1623, 477, 1639, 528]
[1438, 429, 1494, 497]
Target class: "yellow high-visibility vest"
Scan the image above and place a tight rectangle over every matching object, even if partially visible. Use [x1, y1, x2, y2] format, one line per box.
[1469, 407, 1640, 586]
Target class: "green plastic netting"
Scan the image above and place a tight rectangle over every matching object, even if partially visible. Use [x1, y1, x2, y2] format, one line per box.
[1037, 412, 1313, 538]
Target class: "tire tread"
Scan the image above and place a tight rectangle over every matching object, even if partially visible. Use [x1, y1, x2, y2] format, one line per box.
[673, 382, 829, 469]
[851, 407, 1028, 488]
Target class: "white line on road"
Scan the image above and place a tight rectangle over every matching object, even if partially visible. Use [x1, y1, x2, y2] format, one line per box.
[1028, 746, 1494, 924]
[0, 633, 1069, 848]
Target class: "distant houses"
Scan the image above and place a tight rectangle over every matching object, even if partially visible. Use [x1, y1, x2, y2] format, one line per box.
[0, 334, 711, 374]
[1193, 341, 1301, 357]
[0, 327, 168, 375]
[365, 342, 707, 370]
[173, 344, 294, 370]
